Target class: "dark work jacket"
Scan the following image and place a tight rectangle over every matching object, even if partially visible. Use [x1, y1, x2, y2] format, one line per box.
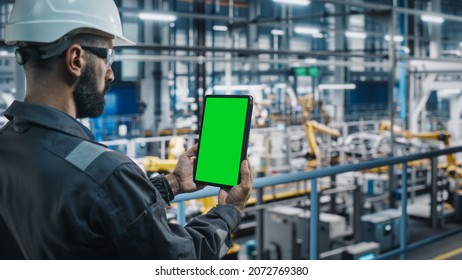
[0, 101, 240, 260]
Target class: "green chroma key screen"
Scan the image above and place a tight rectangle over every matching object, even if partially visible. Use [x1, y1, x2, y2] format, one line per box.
[195, 95, 252, 187]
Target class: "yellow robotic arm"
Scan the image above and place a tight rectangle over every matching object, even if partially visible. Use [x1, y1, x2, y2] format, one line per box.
[142, 156, 177, 173]
[304, 120, 340, 167]
[401, 130, 462, 178]
[402, 131, 456, 166]
[378, 120, 404, 136]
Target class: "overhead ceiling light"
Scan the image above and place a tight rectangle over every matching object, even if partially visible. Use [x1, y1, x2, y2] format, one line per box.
[438, 89, 461, 97]
[273, 0, 310, 6]
[139, 12, 177, 22]
[345, 31, 367, 39]
[319, 83, 356, 90]
[304, 58, 317, 64]
[294, 26, 321, 36]
[441, 50, 462, 56]
[213, 85, 265, 91]
[384, 35, 404, 42]
[213, 25, 228, 32]
[420, 14, 444, 24]
[312, 33, 325, 38]
[271, 29, 285, 36]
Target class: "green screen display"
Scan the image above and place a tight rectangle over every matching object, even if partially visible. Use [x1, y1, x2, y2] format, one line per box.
[195, 96, 251, 187]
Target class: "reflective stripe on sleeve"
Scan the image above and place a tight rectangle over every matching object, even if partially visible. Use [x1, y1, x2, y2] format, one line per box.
[65, 141, 109, 171]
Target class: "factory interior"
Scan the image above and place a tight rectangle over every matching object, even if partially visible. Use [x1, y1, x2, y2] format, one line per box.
[3, 0, 462, 260]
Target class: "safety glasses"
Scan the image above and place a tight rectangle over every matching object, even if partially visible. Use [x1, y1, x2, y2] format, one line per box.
[81, 46, 115, 67]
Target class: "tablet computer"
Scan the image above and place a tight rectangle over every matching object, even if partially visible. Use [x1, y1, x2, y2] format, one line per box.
[194, 95, 253, 187]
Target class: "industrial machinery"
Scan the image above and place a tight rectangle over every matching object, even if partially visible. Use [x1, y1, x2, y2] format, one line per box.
[401, 130, 462, 179]
[378, 120, 404, 136]
[167, 136, 186, 160]
[361, 209, 406, 252]
[304, 120, 341, 169]
[343, 131, 415, 162]
[141, 136, 185, 173]
[343, 132, 394, 160]
[378, 120, 460, 177]
[399, 130, 462, 221]
[141, 156, 177, 174]
[263, 205, 348, 259]
[298, 95, 332, 125]
[341, 242, 381, 260]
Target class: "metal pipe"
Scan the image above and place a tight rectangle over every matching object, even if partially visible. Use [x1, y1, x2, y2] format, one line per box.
[177, 201, 186, 226]
[173, 145, 462, 202]
[231, 10, 373, 29]
[430, 157, 438, 228]
[323, 184, 356, 195]
[312, 0, 462, 23]
[121, 1, 462, 24]
[387, 7, 398, 208]
[116, 54, 390, 68]
[329, 175, 337, 213]
[122, 44, 387, 59]
[120, 8, 247, 22]
[400, 163, 408, 260]
[256, 188, 264, 260]
[352, 176, 362, 242]
[309, 179, 318, 260]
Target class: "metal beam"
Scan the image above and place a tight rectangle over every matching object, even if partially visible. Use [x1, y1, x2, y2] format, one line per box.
[122, 43, 387, 59]
[120, 8, 247, 23]
[230, 10, 380, 29]
[121, 1, 462, 24]
[409, 59, 462, 72]
[116, 53, 390, 68]
[312, 0, 462, 23]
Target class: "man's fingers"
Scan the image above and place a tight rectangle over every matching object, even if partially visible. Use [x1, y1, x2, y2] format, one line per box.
[239, 160, 252, 189]
[183, 144, 198, 157]
[245, 157, 253, 181]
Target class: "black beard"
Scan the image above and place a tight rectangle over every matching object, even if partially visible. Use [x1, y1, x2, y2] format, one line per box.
[73, 58, 111, 118]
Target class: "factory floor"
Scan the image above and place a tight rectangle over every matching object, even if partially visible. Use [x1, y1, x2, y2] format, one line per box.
[408, 234, 462, 260]
[231, 215, 462, 260]
[229, 191, 462, 260]
[384, 219, 462, 260]
[385, 192, 462, 260]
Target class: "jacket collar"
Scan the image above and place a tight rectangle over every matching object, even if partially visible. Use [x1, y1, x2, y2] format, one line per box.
[4, 101, 96, 141]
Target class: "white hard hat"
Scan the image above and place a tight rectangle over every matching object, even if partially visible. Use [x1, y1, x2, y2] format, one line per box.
[5, 0, 135, 46]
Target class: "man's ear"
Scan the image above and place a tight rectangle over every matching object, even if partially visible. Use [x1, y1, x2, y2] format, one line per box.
[65, 44, 85, 78]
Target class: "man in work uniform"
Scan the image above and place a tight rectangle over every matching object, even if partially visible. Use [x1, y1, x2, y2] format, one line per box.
[0, 0, 253, 259]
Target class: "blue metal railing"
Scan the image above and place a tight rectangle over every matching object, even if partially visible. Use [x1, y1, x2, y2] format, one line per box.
[173, 146, 462, 260]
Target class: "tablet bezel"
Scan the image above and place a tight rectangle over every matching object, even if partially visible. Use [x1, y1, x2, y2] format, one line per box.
[193, 94, 253, 188]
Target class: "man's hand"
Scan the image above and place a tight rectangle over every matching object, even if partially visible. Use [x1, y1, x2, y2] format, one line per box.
[166, 144, 204, 195]
[218, 159, 253, 215]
